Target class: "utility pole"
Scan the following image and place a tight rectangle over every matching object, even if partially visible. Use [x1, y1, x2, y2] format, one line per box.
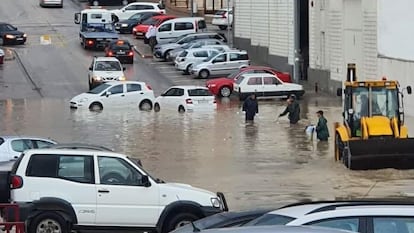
[293, 0, 300, 83]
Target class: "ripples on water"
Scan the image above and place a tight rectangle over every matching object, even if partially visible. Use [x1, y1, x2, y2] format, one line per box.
[2, 96, 414, 210]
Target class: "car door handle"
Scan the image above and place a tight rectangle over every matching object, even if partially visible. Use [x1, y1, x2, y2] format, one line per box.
[140, 92, 144, 94]
[121, 94, 125, 97]
[98, 189, 110, 193]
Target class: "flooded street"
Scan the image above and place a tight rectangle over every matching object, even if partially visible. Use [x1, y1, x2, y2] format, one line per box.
[2, 94, 414, 210]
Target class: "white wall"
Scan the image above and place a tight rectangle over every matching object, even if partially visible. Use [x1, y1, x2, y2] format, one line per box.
[378, 0, 414, 60]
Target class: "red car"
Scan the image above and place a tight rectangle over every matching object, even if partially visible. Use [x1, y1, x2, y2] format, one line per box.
[206, 66, 292, 97]
[133, 15, 176, 38]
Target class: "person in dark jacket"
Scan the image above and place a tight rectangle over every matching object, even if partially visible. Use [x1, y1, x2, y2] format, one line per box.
[279, 95, 300, 124]
[315, 110, 329, 141]
[242, 93, 259, 122]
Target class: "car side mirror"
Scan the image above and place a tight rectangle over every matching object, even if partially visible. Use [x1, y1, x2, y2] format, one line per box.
[106, 91, 112, 97]
[74, 13, 80, 24]
[123, 67, 126, 71]
[336, 88, 342, 97]
[407, 86, 412, 94]
[160, 93, 165, 96]
[89, 67, 93, 71]
[122, 9, 125, 12]
[141, 175, 151, 187]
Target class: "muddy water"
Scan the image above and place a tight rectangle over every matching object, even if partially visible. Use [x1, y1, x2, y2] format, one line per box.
[2, 95, 414, 210]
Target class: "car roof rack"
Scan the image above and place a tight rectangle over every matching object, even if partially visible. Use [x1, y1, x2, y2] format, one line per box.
[46, 143, 114, 151]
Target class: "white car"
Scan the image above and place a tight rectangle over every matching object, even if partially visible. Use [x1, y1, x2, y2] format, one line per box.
[233, 73, 304, 100]
[175, 48, 221, 74]
[70, 81, 155, 111]
[244, 201, 414, 233]
[212, 8, 233, 30]
[111, 2, 166, 21]
[88, 57, 126, 90]
[0, 136, 56, 162]
[154, 86, 216, 112]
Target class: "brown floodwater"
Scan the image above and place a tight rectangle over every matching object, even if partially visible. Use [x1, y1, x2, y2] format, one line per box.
[2, 94, 414, 210]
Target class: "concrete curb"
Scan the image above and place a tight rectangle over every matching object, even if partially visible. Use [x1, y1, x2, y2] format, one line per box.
[133, 46, 153, 59]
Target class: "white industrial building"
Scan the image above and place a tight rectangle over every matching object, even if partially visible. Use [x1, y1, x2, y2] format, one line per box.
[233, 0, 414, 115]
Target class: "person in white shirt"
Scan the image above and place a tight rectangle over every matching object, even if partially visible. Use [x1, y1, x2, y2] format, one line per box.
[145, 24, 157, 51]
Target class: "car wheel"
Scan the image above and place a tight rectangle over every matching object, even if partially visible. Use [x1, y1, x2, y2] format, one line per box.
[139, 100, 153, 111]
[219, 86, 232, 97]
[184, 64, 192, 75]
[163, 212, 199, 233]
[122, 0, 128, 5]
[88, 81, 92, 90]
[89, 102, 103, 111]
[154, 103, 160, 112]
[164, 50, 172, 61]
[199, 69, 210, 79]
[29, 212, 69, 233]
[178, 106, 185, 113]
[92, 0, 99, 5]
[219, 25, 227, 30]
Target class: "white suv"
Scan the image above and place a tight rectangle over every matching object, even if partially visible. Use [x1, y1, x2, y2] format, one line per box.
[175, 48, 221, 74]
[190, 50, 250, 79]
[1, 148, 228, 233]
[244, 201, 414, 233]
[88, 57, 126, 90]
[110, 2, 166, 21]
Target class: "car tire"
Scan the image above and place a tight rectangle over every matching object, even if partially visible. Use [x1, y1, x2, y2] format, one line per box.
[139, 100, 153, 111]
[219, 86, 232, 97]
[88, 81, 92, 90]
[164, 50, 172, 61]
[154, 103, 160, 112]
[29, 212, 69, 233]
[219, 25, 227, 30]
[178, 106, 185, 113]
[163, 212, 199, 233]
[89, 102, 103, 111]
[184, 64, 192, 75]
[199, 69, 209, 79]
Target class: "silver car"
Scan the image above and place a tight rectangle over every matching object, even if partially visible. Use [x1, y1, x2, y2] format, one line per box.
[200, 225, 354, 233]
[191, 50, 250, 79]
[0, 136, 57, 162]
[168, 38, 226, 62]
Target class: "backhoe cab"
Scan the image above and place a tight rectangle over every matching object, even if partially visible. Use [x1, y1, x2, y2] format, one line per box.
[335, 64, 414, 170]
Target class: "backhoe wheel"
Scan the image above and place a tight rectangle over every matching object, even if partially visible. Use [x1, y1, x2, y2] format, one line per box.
[341, 145, 351, 169]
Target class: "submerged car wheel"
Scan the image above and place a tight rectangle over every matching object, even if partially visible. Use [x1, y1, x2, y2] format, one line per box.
[178, 106, 185, 113]
[89, 102, 103, 111]
[154, 103, 160, 112]
[139, 100, 152, 111]
[219, 86, 232, 97]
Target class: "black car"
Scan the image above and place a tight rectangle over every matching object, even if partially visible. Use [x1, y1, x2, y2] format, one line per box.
[115, 11, 162, 34]
[0, 23, 26, 45]
[170, 209, 272, 233]
[104, 40, 134, 64]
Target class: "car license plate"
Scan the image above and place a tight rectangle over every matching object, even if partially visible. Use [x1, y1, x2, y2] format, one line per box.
[115, 26, 120, 30]
[16, 38, 23, 40]
[136, 32, 143, 35]
[96, 38, 103, 41]
[198, 100, 208, 104]
[118, 51, 125, 54]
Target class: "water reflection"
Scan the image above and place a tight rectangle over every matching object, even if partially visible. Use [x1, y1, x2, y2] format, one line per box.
[1, 96, 414, 210]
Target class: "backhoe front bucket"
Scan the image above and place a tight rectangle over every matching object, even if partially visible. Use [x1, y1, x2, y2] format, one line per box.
[346, 138, 414, 170]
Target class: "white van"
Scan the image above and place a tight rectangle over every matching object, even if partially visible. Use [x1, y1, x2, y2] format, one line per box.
[156, 17, 207, 44]
[39, 0, 63, 7]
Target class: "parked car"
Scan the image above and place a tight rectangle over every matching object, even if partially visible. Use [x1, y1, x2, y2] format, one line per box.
[39, 0, 63, 7]
[0, 23, 27, 45]
[0, 136, 57, 162]
[243, 200, 414, 233]
[212, 8, 233, 30]
[0, 148, 228, 233]
[115, 11, 162, 34]
[154, 32, 227, 60]
[197, 226, 354, 233]
[133, 14, 176, 38]
[175, 48, 220, 74]
[171, 209, 272, 233]
[88, 0, 135, 6]
[110, 2, 166, 22]
[70, 81, 155, 111]
[233, 73, 304, 100]
[104, 39, 134, 64]
[168, 38, 226, 62]
[206, 66, 292, 97]
[0, 48, 4, 64]
[88, 56, 126, 89]
[156, 17, 208, 44]
[154, 86, 216, 112]
[190, 50, 250, 79]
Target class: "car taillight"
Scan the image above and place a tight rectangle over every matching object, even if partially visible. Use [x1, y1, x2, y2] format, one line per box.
[133, 28, 137, 32]
[108, 51, 113, 56]
[128, 51, 134, 56]
[146, 84, 152, 90]
[186, 98, 193, 104]
[222, 12, 227, 18]
[11, 175, 23, 189]
[213, 98, 217, 104]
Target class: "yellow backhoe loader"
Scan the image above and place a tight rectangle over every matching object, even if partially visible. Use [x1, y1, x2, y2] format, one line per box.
[334, 64, 413, 170]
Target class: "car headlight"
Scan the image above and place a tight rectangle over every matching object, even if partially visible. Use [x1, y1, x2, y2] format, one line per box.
[121, 23, 128, 27]
[93, 76, 102, 81]
[23, 34, 27, 37]
[5, 34, 16, 39]
[210, 197, 221, 208]
[119, 76, 126, 81]
[133, 28, 137, 32]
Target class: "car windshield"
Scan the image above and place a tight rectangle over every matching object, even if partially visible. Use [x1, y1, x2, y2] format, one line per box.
[87, 83, 110, 94]
[227, 70, 241, 79]
[83, 23, 114, 33]
[0, 24, 16, 31]
[129, 13, 144, 20]
[142, 17, 158, 25]
[351, 86, 398, 119]
[178, 51, 188, 57]
[203, 51, 219, 62]
[111, 43, 131, 50]
[188, 89, 213, 96]
[172, 34, 188, 43]
[182, 42, 194, 49]
[243, 214, 295, 226]
[94, 61, 122, 71]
